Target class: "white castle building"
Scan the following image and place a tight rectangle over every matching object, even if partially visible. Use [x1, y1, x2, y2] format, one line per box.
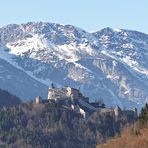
[48, 86, 88, 101]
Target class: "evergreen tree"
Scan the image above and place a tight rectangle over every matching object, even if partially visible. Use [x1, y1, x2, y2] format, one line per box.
[139, 103, 148, 128]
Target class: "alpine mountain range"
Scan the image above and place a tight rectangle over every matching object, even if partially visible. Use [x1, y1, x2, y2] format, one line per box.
[0, 22, 148, 110]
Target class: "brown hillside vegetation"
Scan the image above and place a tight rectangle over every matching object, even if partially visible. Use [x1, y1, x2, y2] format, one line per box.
[97, 126, 148, 148]
[97, 102, 148, 148]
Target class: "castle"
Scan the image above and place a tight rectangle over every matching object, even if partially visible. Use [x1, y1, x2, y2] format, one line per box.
[35, 85, 137, 119]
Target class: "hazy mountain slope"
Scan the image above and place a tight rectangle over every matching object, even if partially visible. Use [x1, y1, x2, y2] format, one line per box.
[0, 88, 21, 107]
[0, 22, 148, 109]
[0, 57, 48, 100]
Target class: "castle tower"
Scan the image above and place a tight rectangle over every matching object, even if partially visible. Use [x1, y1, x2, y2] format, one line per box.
[66, 87, 73, 97]
[48, 83, 58, 100]
[114, 106, 121, 118]
[35, 96, 42, 104]
[66, 87, 81, 98]
[48, 88, 56, 100]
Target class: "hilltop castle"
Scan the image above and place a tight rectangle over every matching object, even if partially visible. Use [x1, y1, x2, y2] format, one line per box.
[35, 85, 137, 120]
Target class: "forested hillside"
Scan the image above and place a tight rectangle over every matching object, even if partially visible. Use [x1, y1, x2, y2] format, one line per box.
[0, 101, 135, 148]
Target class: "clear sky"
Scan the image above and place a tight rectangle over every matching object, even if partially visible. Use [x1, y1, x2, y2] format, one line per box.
[0, 0, 148, 33]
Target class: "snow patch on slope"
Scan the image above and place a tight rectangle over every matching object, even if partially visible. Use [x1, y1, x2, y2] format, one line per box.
[0, 44, 53, 86]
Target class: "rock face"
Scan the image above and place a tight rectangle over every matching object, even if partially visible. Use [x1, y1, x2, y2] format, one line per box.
[0, 22, 148, 109]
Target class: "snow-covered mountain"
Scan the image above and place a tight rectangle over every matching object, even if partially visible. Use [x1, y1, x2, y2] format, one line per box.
[0, 22, 148, 109]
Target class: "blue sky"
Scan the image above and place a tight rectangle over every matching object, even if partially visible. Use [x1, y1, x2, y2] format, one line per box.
[0, 0, 148, 33]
